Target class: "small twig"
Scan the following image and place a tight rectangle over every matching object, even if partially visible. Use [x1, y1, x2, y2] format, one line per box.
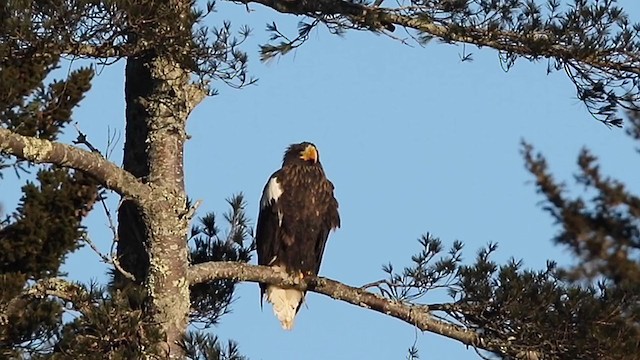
[98, 195, 136, 281]
[105, 126, 121, 160]
[80, 232, 135, 281]
[81, 233, 111, 263]
[112, 256, 136, 281]
[473, 345, 494, 360]
[382, 29, 414, 47]
[100, 194, 118, 243]
[359, 278, 399, 299]
[72, 123, 102, 155]
[360, 279, 389, 289]
[364, 278, 418, 300]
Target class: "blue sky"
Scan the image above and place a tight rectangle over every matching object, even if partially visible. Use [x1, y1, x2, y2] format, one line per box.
[3, 1, 640, 359]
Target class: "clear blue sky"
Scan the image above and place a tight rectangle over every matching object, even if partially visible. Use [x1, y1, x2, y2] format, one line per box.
[3, 1, 640, 359]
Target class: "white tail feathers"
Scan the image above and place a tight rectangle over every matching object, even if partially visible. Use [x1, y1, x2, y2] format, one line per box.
[265, 286, 304, 330]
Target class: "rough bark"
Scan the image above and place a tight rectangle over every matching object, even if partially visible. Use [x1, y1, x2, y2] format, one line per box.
[118, 48, 205, 356]
[117, 51, 155, 285]
[106, 1, 207, 355]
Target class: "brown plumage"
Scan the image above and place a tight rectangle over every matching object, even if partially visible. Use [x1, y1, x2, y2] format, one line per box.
[256, 142, 340, 329]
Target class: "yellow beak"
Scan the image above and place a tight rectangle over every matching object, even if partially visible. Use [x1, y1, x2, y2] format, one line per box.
[300, 145, 318, 163]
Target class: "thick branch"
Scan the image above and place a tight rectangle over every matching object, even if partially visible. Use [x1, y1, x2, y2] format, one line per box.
[64, 43, 127, 58]
[241, 0, 640, 76]
[22, 278, 89, 305]
[63, 42, 151, 59]
[188, 262, 504, 354]
[0, 128, 150, 200]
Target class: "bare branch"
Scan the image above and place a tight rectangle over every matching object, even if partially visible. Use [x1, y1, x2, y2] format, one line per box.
[0, 128, 150, 200]
[95, 195, 138, 282]
[81, 233, 136, 282]
[187, 262, 525, 357]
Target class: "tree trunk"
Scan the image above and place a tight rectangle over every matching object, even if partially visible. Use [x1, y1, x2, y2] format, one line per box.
[117, 52, 153, 286]
[115, 1, 205, 356]
[119, 51, 194, 357]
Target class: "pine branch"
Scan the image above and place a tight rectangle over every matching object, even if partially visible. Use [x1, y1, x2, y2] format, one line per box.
[2, 278, 92, 322]
[64, 43, 128, 59]
[244, 0, 639, 75]
[0, 128, 150, 200]
[187, 262, 539, 359]
[243, 0, 639, 125]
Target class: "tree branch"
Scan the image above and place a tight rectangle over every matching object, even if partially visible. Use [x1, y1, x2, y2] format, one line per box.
[379, 12, 640, 76]
[2, 278, 92, 325]
[23, 278, 88, 303]
[0, 128, 150, 200]
[63, 43, 125, 58]
[187, 262, 518, 356]
[240, 0, 640, 76]
[63, 42, 146, 60]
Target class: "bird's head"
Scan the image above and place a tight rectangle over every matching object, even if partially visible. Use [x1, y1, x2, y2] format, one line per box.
[283, 142, 320, 166]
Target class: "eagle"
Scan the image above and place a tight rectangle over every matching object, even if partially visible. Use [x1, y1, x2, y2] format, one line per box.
[256, 142, 340, 330]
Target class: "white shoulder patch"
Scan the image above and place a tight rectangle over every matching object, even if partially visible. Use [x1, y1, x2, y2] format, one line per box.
[260, 177, 283, 209]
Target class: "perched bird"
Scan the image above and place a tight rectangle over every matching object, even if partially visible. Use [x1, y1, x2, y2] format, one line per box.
[256, 142, 340, 330]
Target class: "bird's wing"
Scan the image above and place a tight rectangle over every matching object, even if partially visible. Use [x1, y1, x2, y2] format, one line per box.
[257, 173, 284, 269]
